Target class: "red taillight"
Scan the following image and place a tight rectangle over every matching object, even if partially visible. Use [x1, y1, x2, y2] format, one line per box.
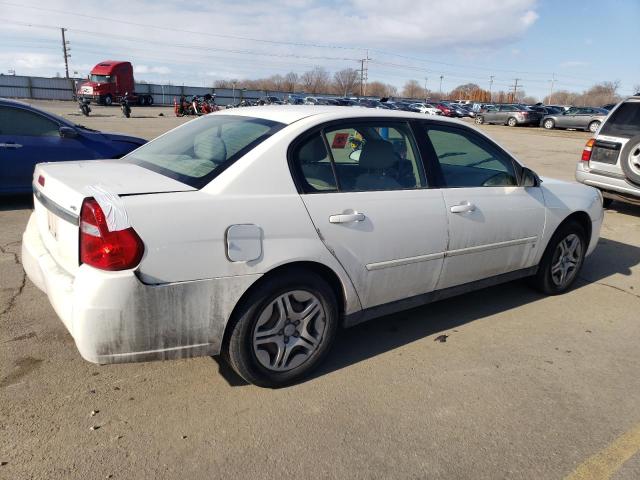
[38, 175, 45, 187]
[80, 198, 144, 271]
[581, 138, 596, 162]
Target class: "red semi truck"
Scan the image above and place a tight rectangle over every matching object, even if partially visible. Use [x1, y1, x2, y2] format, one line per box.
[76, 61, 154, 106]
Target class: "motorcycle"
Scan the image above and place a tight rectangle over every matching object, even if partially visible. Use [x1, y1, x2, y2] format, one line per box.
[78, 98, 91, 117]
[121, 93, 131, 118]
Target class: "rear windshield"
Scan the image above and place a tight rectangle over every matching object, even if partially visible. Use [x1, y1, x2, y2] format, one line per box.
[600, 101, 640, 138]
[124, 115, 284, 188]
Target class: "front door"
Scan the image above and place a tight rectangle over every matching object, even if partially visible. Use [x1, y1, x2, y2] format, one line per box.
[417, 122, 546, 289]
[291, 120, 449, 309]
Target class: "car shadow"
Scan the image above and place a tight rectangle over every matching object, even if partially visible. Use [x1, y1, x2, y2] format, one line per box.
[0, 194, 33, 212]
[213, 236, 640, 388]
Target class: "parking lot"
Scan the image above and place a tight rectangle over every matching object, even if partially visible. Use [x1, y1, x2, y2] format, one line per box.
[1, 101, 639, 479]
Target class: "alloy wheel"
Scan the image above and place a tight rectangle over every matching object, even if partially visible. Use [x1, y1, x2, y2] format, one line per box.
[252, 290, 326, 372]
[628, 142, 640, 176]
[550, 233, 583, 287]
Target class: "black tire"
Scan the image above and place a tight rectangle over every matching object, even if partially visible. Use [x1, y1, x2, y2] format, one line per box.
[620, 134, 640, 186]
[588, 121, 601, 133]
[475, 115, 484, 125]
[103, 94, 113, 106]
[146, 95, 154, 106]
[224, 268, 338, 388]
[138, 96, 146, 106]
[530, 220, 587, 295]
[543, 118, 555, 130]
[507, 117, 518, 127]
[80, 104, 90, 116]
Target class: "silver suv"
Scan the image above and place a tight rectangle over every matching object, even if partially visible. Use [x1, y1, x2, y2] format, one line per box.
[576, 96, 640, 207]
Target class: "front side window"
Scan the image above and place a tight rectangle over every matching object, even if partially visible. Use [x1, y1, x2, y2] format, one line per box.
[0, 107, 59, 137]
[424, 125, 518, 188]
[291, 122, 427, 193]
[125, 115, 284, 188]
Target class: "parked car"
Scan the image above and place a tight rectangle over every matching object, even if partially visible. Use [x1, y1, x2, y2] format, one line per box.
[434, 102, 457, 117]
[23, 106, 603, 387]
[541, 107, 608, 132]
[410, 103, 442, 115]
[475, 104, 542, 127]
[601, 103, 617, 111]
[0, 98, 146, 195]
[576, 95, 640, 207]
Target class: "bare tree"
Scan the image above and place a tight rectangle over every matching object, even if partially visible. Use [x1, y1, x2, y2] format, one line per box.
[300, 66, 330, 94]
[283, 72, 298, 92]
[367, 81, 398, 98]
[333, 68, 359, 96]
[402, 79, 422, 99]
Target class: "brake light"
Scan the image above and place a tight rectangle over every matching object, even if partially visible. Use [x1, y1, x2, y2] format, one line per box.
[38, 175, 45, 187]
[80, 198, 144, 271]
[581, 138, 596, 162]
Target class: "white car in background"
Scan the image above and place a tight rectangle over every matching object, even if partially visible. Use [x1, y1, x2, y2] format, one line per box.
[23, 106, 603, 387]
[410, 102, 442, 115]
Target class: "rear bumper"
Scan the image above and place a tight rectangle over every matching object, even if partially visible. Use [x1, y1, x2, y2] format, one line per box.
[22, 213, 260, 364]
[575, 162, 640, 199]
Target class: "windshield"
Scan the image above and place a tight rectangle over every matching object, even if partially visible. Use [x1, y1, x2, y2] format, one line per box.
[90, 74, 112, 83]
[124, 115, 285, 188]
[600, 102, 640, 138]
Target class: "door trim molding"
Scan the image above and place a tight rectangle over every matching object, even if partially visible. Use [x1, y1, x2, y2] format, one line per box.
[446, 236, 537, 257]
[366, 252, 445, 271]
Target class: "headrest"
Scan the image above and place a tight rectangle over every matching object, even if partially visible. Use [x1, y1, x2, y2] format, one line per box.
[298, 135, 328, 164]
[194, 134, 227, 163]
[359, 139, 396, 170]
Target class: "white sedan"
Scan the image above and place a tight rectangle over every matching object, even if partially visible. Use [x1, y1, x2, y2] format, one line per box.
[410, 102, 442, 115]
[22, 106, 603, 387]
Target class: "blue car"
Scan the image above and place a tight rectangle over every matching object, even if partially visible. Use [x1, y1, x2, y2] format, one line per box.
[0, 98, 146, 194]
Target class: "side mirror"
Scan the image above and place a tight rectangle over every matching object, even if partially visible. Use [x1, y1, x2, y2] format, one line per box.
[59, 126, 78, 139]
[522, 167, 540, 187]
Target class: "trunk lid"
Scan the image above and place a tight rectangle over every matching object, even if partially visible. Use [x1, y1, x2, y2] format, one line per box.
[32, 160, 195, 275]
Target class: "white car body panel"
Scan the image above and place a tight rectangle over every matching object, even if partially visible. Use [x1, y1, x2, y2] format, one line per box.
[21, 106, 603, 365]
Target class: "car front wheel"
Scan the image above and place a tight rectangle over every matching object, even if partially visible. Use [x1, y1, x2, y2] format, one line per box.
[224, 269, 338, 387]
[530, 221, 587, 295]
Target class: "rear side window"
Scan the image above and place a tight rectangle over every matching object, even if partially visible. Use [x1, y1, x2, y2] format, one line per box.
[124, 115, 284, 188]
[0, 106, 59, 136]
[600, 102, 640, 138]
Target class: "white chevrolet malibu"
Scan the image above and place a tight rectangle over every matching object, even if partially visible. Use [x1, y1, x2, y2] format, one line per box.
[22, 106, 603, 387]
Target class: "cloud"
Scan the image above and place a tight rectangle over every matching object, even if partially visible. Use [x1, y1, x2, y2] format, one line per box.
[560, 60, 590, 68]
[134, 65, 171, 75]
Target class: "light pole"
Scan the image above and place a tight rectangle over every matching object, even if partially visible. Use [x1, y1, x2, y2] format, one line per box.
[439, 75, 444, 97]
[424, 77, 428, 102]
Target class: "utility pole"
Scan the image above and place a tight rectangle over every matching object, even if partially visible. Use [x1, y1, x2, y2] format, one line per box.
[61, 28, 70, 79]
[548, 73, 556, 104]
[439, 75, 444, 97]
[510, 78, 521, 102]
[424, 77, 428, 101]
[359, 50, 370, 97]
[488, 75, 494, 102]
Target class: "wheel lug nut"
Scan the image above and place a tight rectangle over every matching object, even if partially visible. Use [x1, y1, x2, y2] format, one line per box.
[284, 336, 289, 343]
[294, 320, 300, 326]
[278, 330, 283, 335]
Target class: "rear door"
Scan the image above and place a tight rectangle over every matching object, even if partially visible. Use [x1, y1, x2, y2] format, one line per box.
[292, 120, 449, 309]
[417, 122, 546, 289]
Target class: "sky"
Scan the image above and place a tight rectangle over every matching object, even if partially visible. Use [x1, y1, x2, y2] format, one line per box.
[1, 0, 639, 100]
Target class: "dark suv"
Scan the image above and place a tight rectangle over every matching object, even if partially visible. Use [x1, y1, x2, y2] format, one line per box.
[576, 96, 640, 207]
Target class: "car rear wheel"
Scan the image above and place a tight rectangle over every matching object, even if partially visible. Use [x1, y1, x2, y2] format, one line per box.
[224, 269, 338, 387]
[530, 221, 586, 295]
[588, 121, 601, 133]
[620, 134, 640, 186]
[475, 116, 484, 125]
[543, 119, 555, 129]
[507, 117, 518, 127]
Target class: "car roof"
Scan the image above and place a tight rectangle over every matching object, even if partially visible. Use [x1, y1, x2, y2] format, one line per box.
[214, 104, 471, 126]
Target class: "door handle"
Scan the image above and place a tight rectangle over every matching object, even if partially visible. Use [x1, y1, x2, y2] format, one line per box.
[329, 212, 366, 224]
[0, 143, 23, 148]
[450, 202, 476, 214]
